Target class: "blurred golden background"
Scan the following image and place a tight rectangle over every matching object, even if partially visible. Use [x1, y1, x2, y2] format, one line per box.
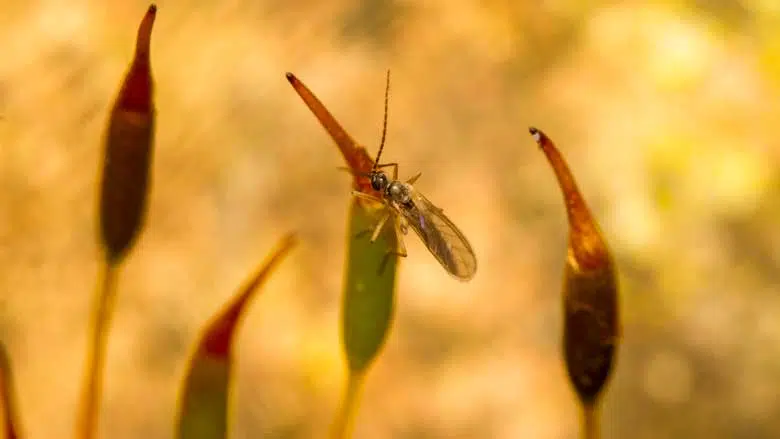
[1, 0, 779, 438]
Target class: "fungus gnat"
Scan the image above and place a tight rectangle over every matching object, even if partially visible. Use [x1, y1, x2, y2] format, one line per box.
[351, 71, 477, 281]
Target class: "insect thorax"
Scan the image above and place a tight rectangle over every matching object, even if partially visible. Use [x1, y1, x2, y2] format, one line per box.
[386, 181, 411, 204]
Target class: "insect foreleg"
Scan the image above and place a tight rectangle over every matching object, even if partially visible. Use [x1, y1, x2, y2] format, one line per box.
[376, 162, 399, 180]
[406, 172, 422, 185]
[351, 190, 383, 203]
[353, 229, 372, 239]
[338, 166, 370, 178]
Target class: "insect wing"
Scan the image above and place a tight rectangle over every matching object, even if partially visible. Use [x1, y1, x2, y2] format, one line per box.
[397, 189, 477, 280]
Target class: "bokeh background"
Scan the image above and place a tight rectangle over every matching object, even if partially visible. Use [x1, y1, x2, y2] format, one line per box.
[1, 0, 779, 438]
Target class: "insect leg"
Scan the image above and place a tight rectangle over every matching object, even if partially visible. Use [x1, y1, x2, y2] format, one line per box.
[350, 191, 387, 238]
[354, 215, 387, 240]
[394, 219, 408, 257]
[397, 215, 409, 235]
[376, 162, 399, 180]
[354, 229, 372, 239]
[353, 209, 389, 240]
[351, 190, 383, 203]
[338, 166, 371, 178]
[370, 212, 391, 242]
[377, 217, 408, 276]
[406, 172, 422, 185]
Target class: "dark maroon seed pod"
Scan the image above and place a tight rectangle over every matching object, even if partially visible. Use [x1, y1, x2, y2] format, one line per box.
[99, 4, 156, 262]
[530, 127, 620, 407]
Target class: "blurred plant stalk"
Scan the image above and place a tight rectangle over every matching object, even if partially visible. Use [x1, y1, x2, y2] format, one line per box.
[530, 127, 620, 439]
[0, 343, 21, 438]
[286, 73, 399, 439]
[75, 5, 157, 439]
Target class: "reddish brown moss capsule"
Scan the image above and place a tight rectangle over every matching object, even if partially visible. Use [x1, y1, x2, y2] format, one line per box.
[530, 127, 620, 407]
[176, 234, 296, 438]
[99, 4, 157, 263]
[285, 72, 379, 197]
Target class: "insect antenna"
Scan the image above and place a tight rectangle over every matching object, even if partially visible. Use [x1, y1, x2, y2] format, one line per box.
[373, 69, 391, 170]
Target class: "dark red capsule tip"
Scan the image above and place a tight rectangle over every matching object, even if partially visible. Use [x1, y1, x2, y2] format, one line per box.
[134, 3, 157, 59]
[529, 126, 543, 144]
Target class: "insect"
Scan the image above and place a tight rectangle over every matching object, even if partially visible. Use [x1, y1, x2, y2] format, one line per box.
[351, 72, 477, 281]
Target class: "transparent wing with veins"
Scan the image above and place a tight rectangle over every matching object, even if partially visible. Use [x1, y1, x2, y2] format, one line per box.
[392, 188, 477, 281]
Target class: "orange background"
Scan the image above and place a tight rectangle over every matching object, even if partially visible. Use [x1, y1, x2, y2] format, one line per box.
[0, 1, 778, 438]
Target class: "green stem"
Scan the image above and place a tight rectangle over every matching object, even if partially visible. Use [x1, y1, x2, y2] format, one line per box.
[75, 262, 119, 439]
[330, 372, 365, 439]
